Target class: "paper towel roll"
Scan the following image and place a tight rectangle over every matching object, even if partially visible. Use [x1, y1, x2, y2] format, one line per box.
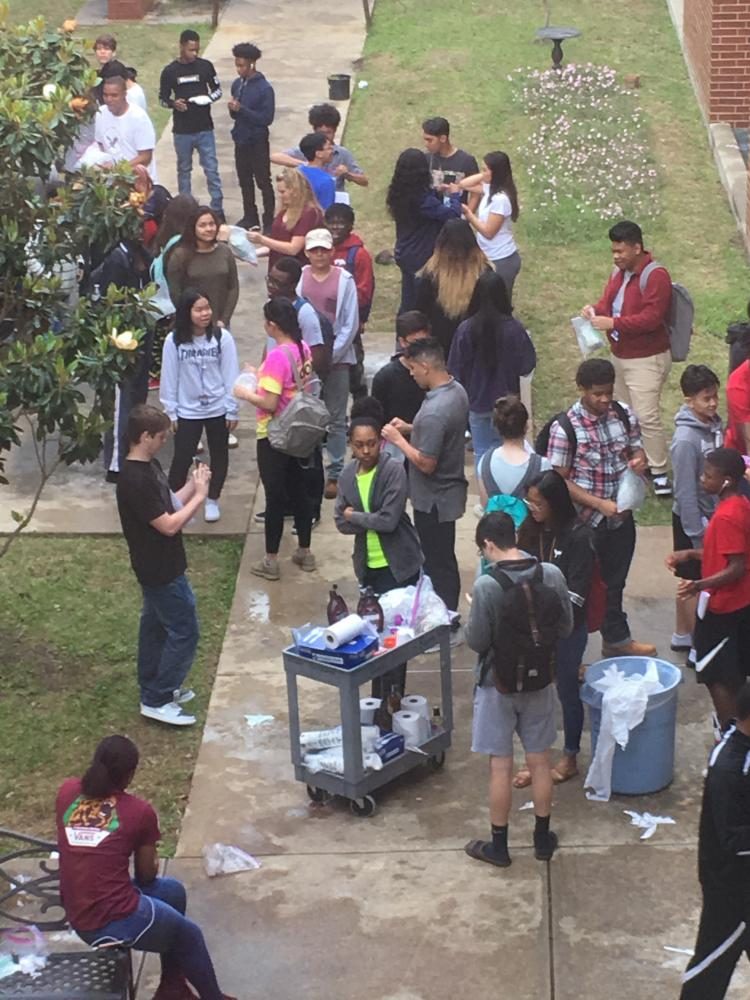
[324, 613, 366, 648]
[360, 697, 381, 725]
[393, 710, 430, 748]
[401, 694, 430, 722]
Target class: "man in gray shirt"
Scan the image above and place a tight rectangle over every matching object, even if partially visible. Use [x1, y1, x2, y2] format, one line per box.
[465, 512, 572, 869]
[381, 337, 468, 629]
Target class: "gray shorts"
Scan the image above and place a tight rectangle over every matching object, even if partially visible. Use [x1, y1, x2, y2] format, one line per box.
[471, 683, 556, 757]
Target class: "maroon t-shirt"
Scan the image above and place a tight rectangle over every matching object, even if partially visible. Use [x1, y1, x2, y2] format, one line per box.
[268, 205, 323, 269]
[55, 777, 161, 931]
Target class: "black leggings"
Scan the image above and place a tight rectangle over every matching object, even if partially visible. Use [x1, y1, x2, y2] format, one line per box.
[363, 566, 420, 699]
[168, 415, 229, 500]
[257, 438, 313, 552]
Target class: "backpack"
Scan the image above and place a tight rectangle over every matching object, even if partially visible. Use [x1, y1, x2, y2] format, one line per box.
[482, 451, 542, 529]
[482, 560, 562, 694]
[266, 345, 331, 458]
[623, 261, 694, 363]
[294, 295, 335, 360]
[341, 244, 374, 323]
[534, 401, 631, 461]
[148, 234, 181, 319]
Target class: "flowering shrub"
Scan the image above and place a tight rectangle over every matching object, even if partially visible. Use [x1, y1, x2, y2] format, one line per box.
[508, 62, 659, 224]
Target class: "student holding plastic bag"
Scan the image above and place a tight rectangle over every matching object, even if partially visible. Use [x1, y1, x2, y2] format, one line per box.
[517, 471, 595, 786]
[334, 403, 423, 695]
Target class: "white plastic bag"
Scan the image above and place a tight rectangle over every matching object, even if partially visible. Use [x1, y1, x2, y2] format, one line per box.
[584, 661, 664, 801]
[616, 468, 647, 512]
[202, 843, 262, 877]
[303, 748, 383, 775]
[571, 315, 606, 357]
[225, 226, 258, 265]
[300, 725, 379, 753]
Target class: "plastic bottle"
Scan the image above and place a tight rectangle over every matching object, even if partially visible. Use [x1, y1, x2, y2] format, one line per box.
[357, 586, 384, 632]
[387, 685, 402, 720]
[327, 585, 349, 625]
[374, 697, 392, 733]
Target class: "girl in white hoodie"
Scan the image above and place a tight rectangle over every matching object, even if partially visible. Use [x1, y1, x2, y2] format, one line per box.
[161, 288, 240, 522]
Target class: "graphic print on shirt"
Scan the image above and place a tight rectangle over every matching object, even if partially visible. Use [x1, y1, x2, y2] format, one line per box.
[63, 795, 120, 847]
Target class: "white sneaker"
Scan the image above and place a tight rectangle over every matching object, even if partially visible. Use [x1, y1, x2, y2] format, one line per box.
[204, 499, 221, 522]
[174, 687, 195, 705]
[140, 702, 196, 726]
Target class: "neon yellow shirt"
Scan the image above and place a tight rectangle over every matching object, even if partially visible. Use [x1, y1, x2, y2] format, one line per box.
[356, 466, 388, 570]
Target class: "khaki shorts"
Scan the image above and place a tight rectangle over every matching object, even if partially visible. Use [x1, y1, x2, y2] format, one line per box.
[471, 683, 556, 757]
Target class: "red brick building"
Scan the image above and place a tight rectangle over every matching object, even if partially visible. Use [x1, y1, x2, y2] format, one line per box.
[684, 0, 750, 125]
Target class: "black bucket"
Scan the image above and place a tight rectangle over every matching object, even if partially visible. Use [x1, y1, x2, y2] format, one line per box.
[327, 74, 351, 101]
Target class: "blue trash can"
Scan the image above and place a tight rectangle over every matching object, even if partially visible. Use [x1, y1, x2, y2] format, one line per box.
[580, 657, 683, 795]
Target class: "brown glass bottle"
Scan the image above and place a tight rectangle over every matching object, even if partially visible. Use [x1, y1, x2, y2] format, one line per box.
[356, 586, 384, 632]
[326, 585, 349, 625]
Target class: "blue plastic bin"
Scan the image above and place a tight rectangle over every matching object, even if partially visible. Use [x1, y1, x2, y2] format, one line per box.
[580, 657, 683, 795]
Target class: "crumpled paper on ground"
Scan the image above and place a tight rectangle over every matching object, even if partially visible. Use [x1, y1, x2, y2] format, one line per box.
[584, 661, 664, 802]
[624, 809, 676, 840]
[202, 843, 262, 877]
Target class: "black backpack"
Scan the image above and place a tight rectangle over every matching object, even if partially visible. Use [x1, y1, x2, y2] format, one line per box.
[534, 401, 631, 460]
[482, 560, 563, 694]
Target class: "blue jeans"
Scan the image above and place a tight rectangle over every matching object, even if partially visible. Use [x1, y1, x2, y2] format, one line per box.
[138, 574, 200, 707]
[468, 411, 501, 474]
[76, 877, 223, 1000]
[173, 131, 223, 213]
[555, 621, 589, 755]
[322, 365, 350, 481]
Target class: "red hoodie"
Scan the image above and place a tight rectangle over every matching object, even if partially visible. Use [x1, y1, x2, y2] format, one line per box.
[593, 251, 671, 359]
[332, 232, 375, 323]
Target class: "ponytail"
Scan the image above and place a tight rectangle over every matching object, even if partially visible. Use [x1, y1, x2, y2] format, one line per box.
[263, 296, 305, 363]
[81, 735, 139, 798]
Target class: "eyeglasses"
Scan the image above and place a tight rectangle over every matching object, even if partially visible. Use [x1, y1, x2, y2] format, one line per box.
[523, 498, 544, 511]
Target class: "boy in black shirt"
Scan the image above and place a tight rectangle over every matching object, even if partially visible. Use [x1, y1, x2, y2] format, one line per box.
[117, 404, 210, 727]
[371, 311, 430, 437]
[159, 29, 224, 217]
[681, 681, 750, 997]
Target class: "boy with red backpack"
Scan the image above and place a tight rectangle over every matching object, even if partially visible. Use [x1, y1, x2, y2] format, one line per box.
[325, 203, 374, 401]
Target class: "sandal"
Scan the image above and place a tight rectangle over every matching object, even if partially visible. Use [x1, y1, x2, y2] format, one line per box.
[464, 839, 511, 868]
[512, 768, 532, 789]
[551, 763, 579, 784]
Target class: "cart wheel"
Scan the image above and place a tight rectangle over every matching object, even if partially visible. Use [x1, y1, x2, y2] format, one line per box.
[430, 752, 446, 770]
[306, 785, 331, 804]
[350, 795, 376, 818]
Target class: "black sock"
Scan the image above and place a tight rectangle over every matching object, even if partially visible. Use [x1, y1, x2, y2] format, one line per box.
[490, 824, 510, 861]
[534, 815, 550, 838]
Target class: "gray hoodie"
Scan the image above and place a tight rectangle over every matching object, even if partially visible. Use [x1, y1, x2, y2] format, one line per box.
[670, 405, 723, 546]
[466, 557, 573, 686]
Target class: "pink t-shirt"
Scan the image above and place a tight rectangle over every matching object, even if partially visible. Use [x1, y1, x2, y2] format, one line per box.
[257, 341, 313, 439]
[301, 266, 341, 326]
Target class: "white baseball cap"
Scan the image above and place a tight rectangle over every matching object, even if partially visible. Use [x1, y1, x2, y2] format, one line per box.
[305, 228, 333, 250]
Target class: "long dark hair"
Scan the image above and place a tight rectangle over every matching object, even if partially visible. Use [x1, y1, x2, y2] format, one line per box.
[466, 270, 512, 371]
[152, 193, 198, 253]
[173, 287, 219, 345]
[517, 470, 577, 552]
[484, 151, 519, 222]
[180, 205, 220, 252]
[263, 296, 305, 363]
[386, 148, 432, 225]
[81, 735, 139, 798]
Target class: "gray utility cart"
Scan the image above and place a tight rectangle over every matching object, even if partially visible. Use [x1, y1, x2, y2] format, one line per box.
[282, 623, 453, 817]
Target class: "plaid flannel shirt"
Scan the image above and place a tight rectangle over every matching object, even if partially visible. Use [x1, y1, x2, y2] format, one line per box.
[547, 400, 642, 527]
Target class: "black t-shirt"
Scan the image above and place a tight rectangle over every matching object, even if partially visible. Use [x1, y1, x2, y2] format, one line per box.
[116, 459, 187, 587]
[425, 148, 479, 195]
[371, 354, 426, 425]
[159, 57, 221, 134]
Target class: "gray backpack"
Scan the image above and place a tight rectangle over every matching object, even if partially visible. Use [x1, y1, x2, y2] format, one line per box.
[638, 261, 694, 362]
[266, 346, 330, 458]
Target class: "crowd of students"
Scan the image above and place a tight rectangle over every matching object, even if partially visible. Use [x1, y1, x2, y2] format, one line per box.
[47, 27, 750, 1000]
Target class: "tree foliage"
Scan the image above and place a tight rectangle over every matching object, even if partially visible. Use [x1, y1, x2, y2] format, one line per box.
[0, 6, 158, 553]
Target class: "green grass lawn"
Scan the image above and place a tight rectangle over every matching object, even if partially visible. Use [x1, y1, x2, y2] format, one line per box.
[344, 0, 749, 522]
[0, 536, 241, 854]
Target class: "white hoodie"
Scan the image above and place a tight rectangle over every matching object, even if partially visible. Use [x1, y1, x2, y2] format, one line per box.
[160, 328, 240, 421]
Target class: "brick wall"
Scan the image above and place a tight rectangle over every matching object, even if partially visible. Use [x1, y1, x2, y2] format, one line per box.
[108, 0, 154, 19]
[684, 0, 750, 125]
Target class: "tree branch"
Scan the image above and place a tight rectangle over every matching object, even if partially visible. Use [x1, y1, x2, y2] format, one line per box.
[0, 452, 62, 559]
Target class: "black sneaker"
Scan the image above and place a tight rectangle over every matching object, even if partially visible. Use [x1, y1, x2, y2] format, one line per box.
[534, 830, 559, 861]
[652, 475, 672, 498]
[253, 510, 294, 524]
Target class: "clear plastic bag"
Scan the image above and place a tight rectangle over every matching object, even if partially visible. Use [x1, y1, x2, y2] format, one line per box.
[571, 315, 606, 357]
[616, 468, 647, 512]
[202, 843, 262, 877]
[303, 749, 383, 775]
[378, 574, 452, 633]
[224, 226, 258, 265]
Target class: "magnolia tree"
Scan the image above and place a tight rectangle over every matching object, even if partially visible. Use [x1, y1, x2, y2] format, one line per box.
[0, 6, 156, 557]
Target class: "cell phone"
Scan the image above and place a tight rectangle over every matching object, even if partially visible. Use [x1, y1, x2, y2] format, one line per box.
[193, 455, 207, 468]
[443, 171, 457, 184]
